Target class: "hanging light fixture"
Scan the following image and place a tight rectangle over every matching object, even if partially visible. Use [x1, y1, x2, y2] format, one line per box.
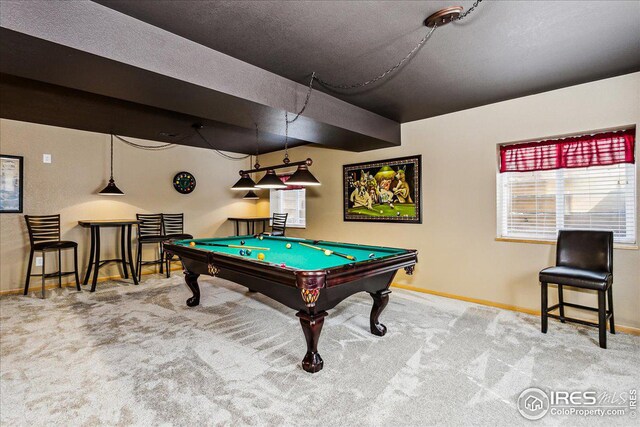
[231, 173, 257, 191]
[231, 138, 259, 191]
[287, 161, 321, 186]
[231, 114, 320, 188]
[99, 134, 125, 195]
[242, 190, 259, 200]
[256, 169, 287, 189]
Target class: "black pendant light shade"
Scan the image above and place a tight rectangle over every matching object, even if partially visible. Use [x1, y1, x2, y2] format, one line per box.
[256, 170, 287, 189]
[242, 191, 259, 200]
[286, 164, 321, 186]
[99, 134, 125, 195]
[99, 178, 125, 195]
[231, 173, 257, 191]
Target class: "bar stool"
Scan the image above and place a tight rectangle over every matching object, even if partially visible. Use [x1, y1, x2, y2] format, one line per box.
[270, 213, 288, 236]
[161, 213, 193, 277]
[539, 230, 615, 348]
[136, 213, 164, 281]
[24, 214, 81, 298]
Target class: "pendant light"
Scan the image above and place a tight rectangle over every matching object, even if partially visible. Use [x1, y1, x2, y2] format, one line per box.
[256, 169, 287, 189]
[231, 129, 261, 191]
[286, 162, 321, 186]
[283, 112, 319, 186]
[231, 173, 257, 191]
[99, 134, 125, 195]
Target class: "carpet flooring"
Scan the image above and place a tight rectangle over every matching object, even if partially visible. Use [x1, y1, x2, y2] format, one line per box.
[0, 275, 638, 426]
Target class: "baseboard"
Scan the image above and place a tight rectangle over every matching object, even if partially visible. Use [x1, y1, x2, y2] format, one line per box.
[391, 283, 640, 336]
[4, 273, 638, 336]
[0, 265, 183, 296]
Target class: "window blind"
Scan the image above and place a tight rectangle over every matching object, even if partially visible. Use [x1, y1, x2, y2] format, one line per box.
[270, 188, 306, 227]
[497, 163, 636, 245]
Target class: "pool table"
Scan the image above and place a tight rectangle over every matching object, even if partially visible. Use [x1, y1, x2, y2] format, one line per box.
[163, 235, 417, 373]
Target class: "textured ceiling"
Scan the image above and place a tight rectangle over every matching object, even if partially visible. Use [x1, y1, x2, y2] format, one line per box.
[96, 0, 640, 123]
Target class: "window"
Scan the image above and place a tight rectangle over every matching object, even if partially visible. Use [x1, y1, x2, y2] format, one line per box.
[270, 188, 306, 228]
[497, 129, 636, 246]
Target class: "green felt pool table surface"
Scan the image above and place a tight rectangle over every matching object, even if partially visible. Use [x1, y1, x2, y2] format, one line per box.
[172, 235, 407, 271]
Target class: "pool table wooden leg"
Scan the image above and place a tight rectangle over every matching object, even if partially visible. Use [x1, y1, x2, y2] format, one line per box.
[184, 271, 201, 307]
[369, 289, 391, 336]
[296, 310, 327, 373]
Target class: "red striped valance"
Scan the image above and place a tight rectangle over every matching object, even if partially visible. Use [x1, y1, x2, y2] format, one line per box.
[499, 129, 635, 173]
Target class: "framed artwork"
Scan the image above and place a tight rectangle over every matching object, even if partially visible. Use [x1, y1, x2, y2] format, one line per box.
[0, 155, 24, 213]
[343, 155, 421, 223]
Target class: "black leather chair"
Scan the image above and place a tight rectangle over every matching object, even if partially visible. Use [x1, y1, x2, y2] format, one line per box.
[270, 213, 288, 236]
[136, 213, 164, 280]
[24, 214, 81, 298]
[539, 230, 614, 348]
[161, 213, 192, 278]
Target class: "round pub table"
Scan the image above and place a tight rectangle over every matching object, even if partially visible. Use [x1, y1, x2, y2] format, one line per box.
[78, 220, 140, 291]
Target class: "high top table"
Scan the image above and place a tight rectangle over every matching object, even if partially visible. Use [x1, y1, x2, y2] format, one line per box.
[227, 216, 272, 236]
[78, 219, 140, 291]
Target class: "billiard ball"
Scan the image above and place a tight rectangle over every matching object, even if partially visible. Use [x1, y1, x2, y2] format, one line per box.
[324, 249, 332, 256]
[286, 243, 292, 249]
[239, 249, 246, 256]
[369, 253, 375, 259]
[380, 210, 383, 214]
[397, 211, 401, 216]
[280, 263, 286, 268]
[259, 236, 264, 240]
[246, 249, 252, 256]
[390, 203, 395, 209]
[189, 241, 196, 247]
[240, 240, 245, 245]
[257, 253, 265, 260]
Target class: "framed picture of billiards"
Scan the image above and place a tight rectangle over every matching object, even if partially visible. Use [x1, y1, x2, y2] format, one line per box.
[0, 154, 23, 214]
[343, 155, 421, 223]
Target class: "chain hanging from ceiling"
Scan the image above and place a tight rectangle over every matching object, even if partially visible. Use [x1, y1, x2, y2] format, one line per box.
[285, 0, 485, 125]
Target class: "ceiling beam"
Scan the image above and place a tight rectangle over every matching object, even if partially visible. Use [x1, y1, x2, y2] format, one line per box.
[0, 0, 400, 152]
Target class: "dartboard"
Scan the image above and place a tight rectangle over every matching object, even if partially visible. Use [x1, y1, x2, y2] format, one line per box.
[173, 171, 196, 194]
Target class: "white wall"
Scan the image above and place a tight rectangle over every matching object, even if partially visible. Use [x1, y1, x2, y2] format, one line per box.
[258, 73, 640, 329]
[0, 119, 258, 292]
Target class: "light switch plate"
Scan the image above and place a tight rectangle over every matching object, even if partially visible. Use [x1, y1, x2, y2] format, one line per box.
[35, 257, 43, 267]
[43, 154, 52, 163]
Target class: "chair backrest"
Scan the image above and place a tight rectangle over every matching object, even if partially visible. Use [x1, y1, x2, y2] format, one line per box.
[136, 213, 162, 238]
[271, 213, 288, 236]
[162, 213, 184, 236]
[24, 215, 61, 246]
[556, 230, 613, 273]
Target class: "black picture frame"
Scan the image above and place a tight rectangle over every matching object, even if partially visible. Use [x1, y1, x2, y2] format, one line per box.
[343, 155, 422, 224]
[0, 154, 24, 214]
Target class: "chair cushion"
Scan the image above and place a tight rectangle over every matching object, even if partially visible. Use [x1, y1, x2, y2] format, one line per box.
[33, 240, 77, 251]
[539, 266, 612, 290]
[139, 235, 166, 243]
[164, 233, 193, 241]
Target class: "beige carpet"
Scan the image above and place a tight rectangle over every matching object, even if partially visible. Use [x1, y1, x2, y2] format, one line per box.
[1, 275, 638, 426]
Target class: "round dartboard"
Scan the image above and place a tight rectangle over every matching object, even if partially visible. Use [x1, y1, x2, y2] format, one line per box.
[173, 171, 196, 194]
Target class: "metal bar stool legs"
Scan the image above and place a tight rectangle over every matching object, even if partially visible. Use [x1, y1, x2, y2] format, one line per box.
[24, 249, 34, 295]
[73, 246, 81, 291]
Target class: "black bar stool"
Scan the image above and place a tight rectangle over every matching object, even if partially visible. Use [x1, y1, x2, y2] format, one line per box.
[539, 230, 615, 348]
[24, 214, 80, 298]
[136, 213, 164, 281]
[270, 213, 288, 236]
[161, 213, 193, 277]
